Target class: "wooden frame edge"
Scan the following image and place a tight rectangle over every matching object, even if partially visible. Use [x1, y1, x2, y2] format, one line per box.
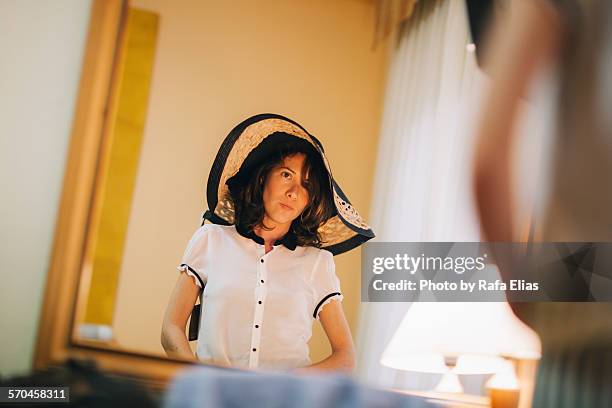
[32, 0, 192, 389]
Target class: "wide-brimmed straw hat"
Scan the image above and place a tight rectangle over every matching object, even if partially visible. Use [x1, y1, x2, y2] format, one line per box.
[202, 113, 374, 255]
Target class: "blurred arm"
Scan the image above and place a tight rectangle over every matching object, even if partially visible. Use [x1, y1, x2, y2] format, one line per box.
[473, 0, 562, 247]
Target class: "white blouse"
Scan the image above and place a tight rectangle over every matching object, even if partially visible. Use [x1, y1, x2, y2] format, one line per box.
[176, 224, 343, 370]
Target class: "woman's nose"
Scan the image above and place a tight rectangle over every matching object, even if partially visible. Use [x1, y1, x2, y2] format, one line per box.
[286, 185, 298, 200]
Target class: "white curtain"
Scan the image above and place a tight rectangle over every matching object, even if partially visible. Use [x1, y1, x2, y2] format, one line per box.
[355, 0, 557, 393]
[355, 0, 485, 390]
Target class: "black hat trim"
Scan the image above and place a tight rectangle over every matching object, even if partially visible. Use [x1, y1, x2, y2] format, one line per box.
[324, 233, 373, 256]
[331, 180, 375, 237]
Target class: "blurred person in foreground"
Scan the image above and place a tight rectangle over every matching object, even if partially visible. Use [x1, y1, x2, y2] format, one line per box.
[473, 0, 612, 406]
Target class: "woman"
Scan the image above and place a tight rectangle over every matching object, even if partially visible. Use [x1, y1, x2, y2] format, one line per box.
[161, 113, 375, 373]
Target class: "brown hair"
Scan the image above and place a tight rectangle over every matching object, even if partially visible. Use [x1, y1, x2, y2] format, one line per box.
[227, 142, 335, 247]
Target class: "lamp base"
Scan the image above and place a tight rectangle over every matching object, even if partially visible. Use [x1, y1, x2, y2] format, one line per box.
[488, 388, 519, 408]
[434, 371, 464, 393]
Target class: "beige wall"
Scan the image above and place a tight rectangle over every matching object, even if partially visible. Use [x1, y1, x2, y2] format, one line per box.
[113, 0, 389, 364]
[0, 0, 92, 376]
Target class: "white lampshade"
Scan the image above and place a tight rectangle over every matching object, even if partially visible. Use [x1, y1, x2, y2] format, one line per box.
[380, 302, 541, 374]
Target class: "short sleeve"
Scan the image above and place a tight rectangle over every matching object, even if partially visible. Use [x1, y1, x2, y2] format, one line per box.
[311, 250, 343, 320]
[176, 225, 210, 289]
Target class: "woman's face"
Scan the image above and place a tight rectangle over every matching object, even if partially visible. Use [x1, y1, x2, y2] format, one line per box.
[262, 153, 310, 227]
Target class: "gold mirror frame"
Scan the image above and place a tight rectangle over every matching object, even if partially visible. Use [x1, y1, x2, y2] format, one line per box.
[33, 0, 195, 390]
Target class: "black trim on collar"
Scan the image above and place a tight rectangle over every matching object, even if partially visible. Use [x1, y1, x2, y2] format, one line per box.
[234, 225, 298, 251]
[313, 292, 342, 318]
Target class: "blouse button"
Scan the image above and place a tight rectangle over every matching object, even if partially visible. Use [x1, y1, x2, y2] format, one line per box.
[258, 301, 262, 304]
[260, 259, 264, 263]
[252, 348, 257, 352]
[255, 325, 259, 328]
[260, 279, 264, 283]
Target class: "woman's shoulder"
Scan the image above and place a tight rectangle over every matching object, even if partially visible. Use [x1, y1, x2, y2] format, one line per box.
[198, 223, 234, 234]
[298, 247, 337, 284]
[186, 223, 231, 242]
[297, 245, 334, 264]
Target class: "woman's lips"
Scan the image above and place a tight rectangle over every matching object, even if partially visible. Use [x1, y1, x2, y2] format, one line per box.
[280, 203, 294, 210]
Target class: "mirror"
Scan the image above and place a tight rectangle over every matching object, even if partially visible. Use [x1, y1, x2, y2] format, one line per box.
[64, 0, 388, 372]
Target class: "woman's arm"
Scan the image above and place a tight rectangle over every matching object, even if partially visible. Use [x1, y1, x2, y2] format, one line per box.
[161, 272, 201, 360]
[296, 300, 355, 374]
[473, 0, 562, 247]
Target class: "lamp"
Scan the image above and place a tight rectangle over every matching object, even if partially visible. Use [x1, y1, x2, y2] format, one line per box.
[380, 302, 541, 398]
[485, 359, 522, 408]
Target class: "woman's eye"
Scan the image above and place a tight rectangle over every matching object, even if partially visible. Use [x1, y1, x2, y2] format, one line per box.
[281, 171, 292, 179]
